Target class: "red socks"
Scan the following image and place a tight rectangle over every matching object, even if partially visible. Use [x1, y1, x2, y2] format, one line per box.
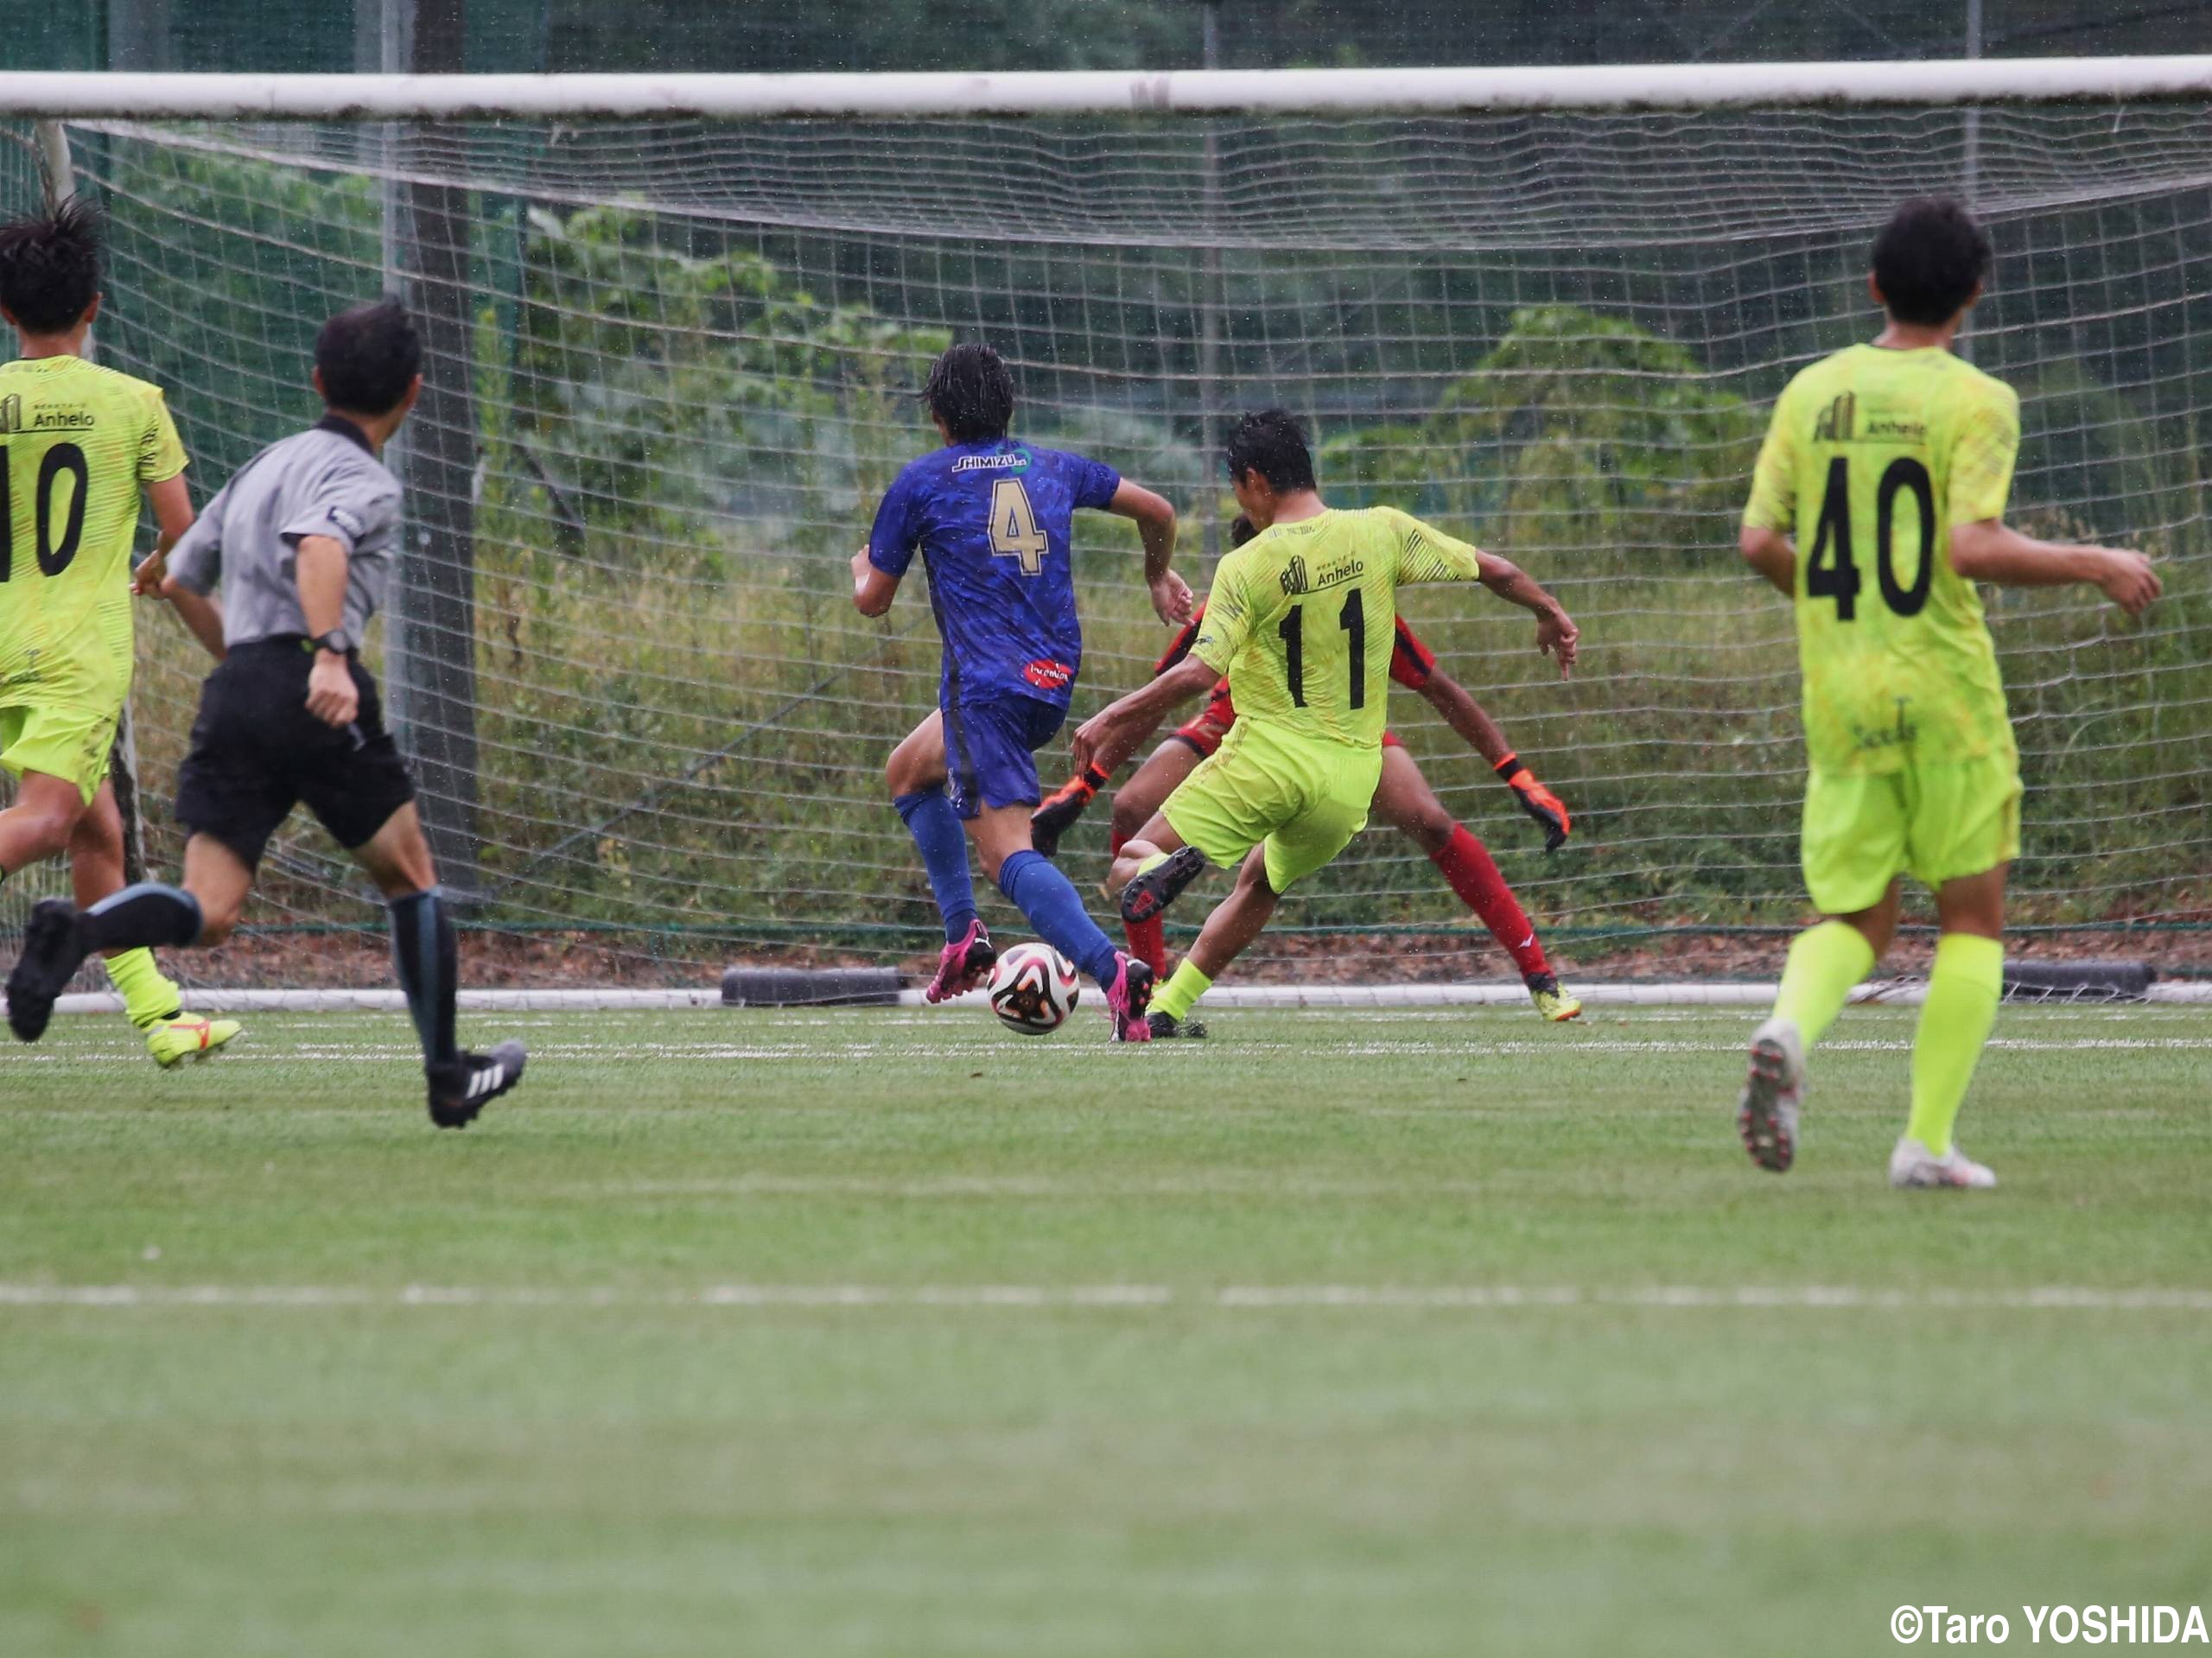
[1431, 823, 1548, 978]
[1109, 827, 1167, 974]
[1127, 914, 1166, 975]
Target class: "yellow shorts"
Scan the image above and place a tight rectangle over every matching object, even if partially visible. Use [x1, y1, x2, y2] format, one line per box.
[1160, 721, 1380, 893]
[1802, 749, 2022, 914]
[0, 697, 118, 808]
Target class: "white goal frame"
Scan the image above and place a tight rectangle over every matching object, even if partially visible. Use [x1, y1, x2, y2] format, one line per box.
[10, 58, 2210, 1015]
[8, 57, 2212, 122]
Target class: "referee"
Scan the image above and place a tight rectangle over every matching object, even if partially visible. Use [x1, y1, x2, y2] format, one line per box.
[5, 300, 526, 1127]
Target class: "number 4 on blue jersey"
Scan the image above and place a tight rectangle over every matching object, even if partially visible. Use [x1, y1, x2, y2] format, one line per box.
[988, 477, 1050, 577]
[861, 436, 1177, 711]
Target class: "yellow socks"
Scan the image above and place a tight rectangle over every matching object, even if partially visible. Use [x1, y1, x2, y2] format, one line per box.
[1771, 919, 1877, 1050]
[103, 947, 183, 1031]
[1907, 933, 2005, 1157]
[1773, 920, 2003, 1155]
[1153, 960, 1211, 1022]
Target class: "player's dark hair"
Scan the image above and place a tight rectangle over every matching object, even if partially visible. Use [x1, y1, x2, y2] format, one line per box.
[315, 298, 422, 416]
[1225, 409, 1317, 494]
[1871, 197, 1992, 327]
[922, 340, 1016, 443]
[1228, 513, 1257, 548]
[0, 195, 104, 336]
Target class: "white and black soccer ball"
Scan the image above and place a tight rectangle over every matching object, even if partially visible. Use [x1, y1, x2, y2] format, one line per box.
[986, 942, 1080, 1036]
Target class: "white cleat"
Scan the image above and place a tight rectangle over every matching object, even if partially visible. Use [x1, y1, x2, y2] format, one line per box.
[1888, 1137, 1997, 1191]
[1737, 1016, 1805, 1173]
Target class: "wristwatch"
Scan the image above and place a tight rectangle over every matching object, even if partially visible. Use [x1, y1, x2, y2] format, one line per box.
[312, 629, 353, 657]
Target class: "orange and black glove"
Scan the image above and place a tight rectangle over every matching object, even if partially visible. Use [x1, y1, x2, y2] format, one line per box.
[1495, 753, 1570, 853]
[1030, 762, 1114, 860]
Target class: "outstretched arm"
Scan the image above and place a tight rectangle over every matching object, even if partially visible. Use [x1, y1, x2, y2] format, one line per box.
[1035, 603, 1212, 810]
[1414, 667, 1511, 767]
[1417, 669, 1571, 851]
[1475, 550, 1579, 679]
[1107, 479, 1191, 626]
[1393, 511, 1578, 679]
[1071, 656, 1217, 778]
[1949, 521, 2159, 615]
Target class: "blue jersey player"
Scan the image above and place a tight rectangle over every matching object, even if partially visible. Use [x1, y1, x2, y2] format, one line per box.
[855, 342, 1185, 1040]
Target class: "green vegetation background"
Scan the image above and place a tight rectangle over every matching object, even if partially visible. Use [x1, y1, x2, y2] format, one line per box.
[1, 2, 2208, 958]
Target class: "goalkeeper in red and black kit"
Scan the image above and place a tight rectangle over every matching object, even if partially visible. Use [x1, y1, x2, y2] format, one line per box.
[1033, 516, 1581, 1027]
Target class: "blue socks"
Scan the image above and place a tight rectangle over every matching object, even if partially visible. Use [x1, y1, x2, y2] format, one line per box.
[895, 789, 978, 943]
[81, 882, 203, 951]
[998, 849, 1121, 988]
[893, 786, 1120, 984]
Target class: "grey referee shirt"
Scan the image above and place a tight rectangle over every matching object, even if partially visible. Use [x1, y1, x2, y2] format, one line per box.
[168, 414, 403, 647]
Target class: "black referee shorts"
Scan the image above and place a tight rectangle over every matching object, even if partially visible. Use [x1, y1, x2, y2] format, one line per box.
[174, 638, 417, 869]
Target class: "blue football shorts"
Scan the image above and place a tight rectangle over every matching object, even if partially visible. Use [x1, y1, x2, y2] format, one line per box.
[943, 693, 1065, 820]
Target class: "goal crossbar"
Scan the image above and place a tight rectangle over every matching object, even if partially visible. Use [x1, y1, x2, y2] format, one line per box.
[10, 58, 2212, 121]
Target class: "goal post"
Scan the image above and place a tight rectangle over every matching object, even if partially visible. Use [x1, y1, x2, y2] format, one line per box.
[21, 115, 156, 896]
[2, 61, 2207, 990]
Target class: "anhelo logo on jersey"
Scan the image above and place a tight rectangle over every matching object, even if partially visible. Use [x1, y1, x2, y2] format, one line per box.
[1279, 554, 1310, 595]
[0, 394, 92, 432]
[1814, 391, 1923, 445]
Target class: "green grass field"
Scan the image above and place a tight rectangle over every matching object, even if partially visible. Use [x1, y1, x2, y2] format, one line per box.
[3, 1002, 2210, 1656]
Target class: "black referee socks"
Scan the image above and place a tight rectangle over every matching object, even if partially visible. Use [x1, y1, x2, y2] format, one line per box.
[81, 883, 205, 951]
[388, 887, 460, 1067]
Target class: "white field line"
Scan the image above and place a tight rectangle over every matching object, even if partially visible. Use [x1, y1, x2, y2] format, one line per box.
[28, 981, 2212, 1017]
[39, 988, 729, 1015]
[1, 1282, 2208, 1313]
[922, 981, 2212, 1009]
[11, 1034, 2212, 1073]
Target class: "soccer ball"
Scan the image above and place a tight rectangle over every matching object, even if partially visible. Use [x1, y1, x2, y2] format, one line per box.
[986, 942, 1080, 1036]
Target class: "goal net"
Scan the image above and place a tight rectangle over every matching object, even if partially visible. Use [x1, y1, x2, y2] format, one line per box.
[3, 73, 2208, 989]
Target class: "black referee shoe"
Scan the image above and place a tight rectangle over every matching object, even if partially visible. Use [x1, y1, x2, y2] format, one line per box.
[426, 1039, 527, 1129]
[6, 899, 92, 1044]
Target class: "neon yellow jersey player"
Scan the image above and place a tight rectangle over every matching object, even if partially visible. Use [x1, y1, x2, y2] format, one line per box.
[1071, 409, 1578, 1035]
[0, 200, 238, 1065]
[1736, 196, 2158, 1190]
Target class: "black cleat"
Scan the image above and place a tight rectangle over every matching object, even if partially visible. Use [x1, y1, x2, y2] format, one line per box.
[1119, 844, 1207, 925]
[427, 1039, 527, 1129]
[1029, 781, 1096, 861]
[1146, 1010, 1207, 1040]
[6, 899, 92, 1043]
